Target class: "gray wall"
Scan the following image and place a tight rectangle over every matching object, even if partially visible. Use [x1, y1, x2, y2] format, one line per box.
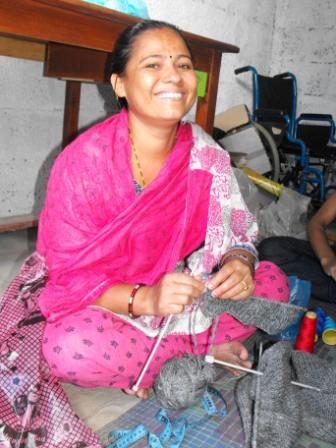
[0, 0, 335, 218]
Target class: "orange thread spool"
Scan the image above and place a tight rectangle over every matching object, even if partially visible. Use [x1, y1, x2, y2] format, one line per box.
[294, 311, 317, 353]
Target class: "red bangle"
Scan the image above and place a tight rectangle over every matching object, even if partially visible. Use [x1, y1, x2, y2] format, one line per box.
[128, 284, 144, 319]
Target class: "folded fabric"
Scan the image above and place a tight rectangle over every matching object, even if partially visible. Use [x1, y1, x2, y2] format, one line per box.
[291, 350, 336, 444]
[235, 341, 301, 448]
[0, 254, 102, 448]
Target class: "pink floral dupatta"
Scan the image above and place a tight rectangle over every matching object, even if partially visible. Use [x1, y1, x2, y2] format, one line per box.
[37, 109, 213, 322]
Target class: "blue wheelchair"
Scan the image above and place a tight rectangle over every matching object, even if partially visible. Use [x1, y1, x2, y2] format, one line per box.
[234, 65, 336, 205]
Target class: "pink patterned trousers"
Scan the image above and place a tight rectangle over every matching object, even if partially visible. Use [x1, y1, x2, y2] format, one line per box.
[42, 261, 289, 389]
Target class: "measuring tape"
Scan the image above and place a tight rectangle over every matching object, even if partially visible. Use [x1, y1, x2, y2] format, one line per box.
[107, 386, 227, 448]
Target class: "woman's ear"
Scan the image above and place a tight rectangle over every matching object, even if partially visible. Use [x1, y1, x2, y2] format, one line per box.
[110, 73, 125, 99]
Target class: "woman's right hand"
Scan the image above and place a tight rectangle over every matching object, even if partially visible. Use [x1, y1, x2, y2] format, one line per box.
[142, 272, 205, 316]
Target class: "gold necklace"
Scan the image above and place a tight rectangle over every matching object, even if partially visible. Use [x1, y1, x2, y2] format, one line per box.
[128, 129, 146, 188]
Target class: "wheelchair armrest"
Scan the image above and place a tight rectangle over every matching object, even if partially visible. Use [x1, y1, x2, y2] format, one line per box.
[283, 133, 308, 167]
[255, 108, 289, 124]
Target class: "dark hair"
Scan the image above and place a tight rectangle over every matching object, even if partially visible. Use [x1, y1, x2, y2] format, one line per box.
[109, 19, 194, 108]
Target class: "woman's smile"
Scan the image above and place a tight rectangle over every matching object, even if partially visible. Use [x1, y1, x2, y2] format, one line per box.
[155, 91, 184, 100]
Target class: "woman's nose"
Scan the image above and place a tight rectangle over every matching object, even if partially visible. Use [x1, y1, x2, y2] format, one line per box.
[162, 63, 182, 83]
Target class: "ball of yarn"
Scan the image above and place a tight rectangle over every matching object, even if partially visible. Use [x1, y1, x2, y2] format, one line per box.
[153, 354, 217, 410]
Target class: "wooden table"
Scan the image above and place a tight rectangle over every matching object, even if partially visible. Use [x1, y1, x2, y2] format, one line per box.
[0, 0, 239, 231]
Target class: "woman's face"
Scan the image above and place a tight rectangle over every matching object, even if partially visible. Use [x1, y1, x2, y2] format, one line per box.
[112, 27, 198, 126]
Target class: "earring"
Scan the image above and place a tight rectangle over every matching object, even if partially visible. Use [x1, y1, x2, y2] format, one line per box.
[113, 90, 122, 110]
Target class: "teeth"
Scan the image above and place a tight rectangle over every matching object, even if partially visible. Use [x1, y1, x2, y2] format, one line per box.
[157, 92, 183, 99]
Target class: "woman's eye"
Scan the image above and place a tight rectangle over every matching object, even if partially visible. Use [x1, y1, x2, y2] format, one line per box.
[178, 63, 193, 70]
[146, 63, 159, 69]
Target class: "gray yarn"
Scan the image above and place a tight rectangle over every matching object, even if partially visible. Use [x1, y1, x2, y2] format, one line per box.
[235, 341, 301, 448]
[153, 292, 304, 411]
[154, 354, 217, 410]
[200, 291, 305, 334]
[152, 290, 304, 412]
[291, 350, 336, 443]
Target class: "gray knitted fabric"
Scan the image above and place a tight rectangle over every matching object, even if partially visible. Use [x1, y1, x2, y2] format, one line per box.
[291, 350, 336, 443]
[154, 354, 217, 410]
[235, 341, 336, 447]
[233, 371, 255, 446]
[235, 341, 301, 448]
[200, 291, 304, 334]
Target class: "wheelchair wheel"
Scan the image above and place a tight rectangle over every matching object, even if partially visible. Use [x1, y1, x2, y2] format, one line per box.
[253, 122, 280, 182]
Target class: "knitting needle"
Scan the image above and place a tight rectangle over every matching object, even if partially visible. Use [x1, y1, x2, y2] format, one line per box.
[205, 354, 262, 376]
[290, 380, 321, 391]
[132, 314, 173, 392]
[205, 355, 321, 392]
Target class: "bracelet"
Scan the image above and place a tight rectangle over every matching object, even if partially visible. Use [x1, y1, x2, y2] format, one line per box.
[231, 243, 258, 259]
[220, 253, 255, 276]
[128, 284, 144, 319]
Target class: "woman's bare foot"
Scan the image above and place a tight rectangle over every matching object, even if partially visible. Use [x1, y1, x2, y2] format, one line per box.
[211, 340, 252, 376]
[122, 387, 150, 400]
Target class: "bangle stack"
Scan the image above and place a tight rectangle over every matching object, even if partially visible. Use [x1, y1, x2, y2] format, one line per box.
[220, 252, 255, 276]
[128, 284, 144, 319]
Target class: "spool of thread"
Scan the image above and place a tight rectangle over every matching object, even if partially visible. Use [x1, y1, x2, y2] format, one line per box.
[322, 315, 336, 346]
[294, 311, 317, 353]
[314, 307, 326, 339]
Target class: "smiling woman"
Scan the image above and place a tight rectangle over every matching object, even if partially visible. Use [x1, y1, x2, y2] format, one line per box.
[110, 23, 198, 184]
[35, 19, 290, 401]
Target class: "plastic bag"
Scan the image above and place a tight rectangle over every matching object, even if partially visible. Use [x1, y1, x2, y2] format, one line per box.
[83, 0, 150, 18]
[256, 186, 311, 241]
[234, 168, 311, 242]
[274, 275, 311, 342]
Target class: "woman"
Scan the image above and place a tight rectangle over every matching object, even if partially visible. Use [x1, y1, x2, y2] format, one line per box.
[38, 20, 289, 400]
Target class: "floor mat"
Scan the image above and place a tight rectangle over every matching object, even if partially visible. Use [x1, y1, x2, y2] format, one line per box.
[97, 329, 336, 448]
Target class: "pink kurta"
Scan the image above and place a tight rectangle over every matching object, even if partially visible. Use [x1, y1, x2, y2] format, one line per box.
[37, 109, 260, 332]
[37, 109, 289, 388]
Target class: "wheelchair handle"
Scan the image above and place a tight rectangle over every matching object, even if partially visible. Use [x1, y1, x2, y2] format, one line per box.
[274, 72, 292, 78]
[274, 72, 297, 82]
[234, 65, 256, 75]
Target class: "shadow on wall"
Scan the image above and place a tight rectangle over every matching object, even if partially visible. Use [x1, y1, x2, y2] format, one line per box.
[32, 82, 119, 217]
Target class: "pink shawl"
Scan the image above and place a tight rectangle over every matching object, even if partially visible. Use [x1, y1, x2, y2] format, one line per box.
[37, 109, 212, 322]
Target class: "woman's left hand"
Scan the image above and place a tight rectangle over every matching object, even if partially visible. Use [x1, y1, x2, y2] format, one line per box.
[205, 258, 254, 300]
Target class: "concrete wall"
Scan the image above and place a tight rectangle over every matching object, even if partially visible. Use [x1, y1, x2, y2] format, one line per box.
[271, 0, 336, 115]
[0, 0, 335, 218]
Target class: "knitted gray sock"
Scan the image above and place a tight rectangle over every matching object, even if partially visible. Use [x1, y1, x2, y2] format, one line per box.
[200, 291, 304, 334]
[235, 341, 301, 448]
[291, 350, 336, 443]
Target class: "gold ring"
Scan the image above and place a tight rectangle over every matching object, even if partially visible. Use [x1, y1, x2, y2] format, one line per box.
[241, 280, 249, 291]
